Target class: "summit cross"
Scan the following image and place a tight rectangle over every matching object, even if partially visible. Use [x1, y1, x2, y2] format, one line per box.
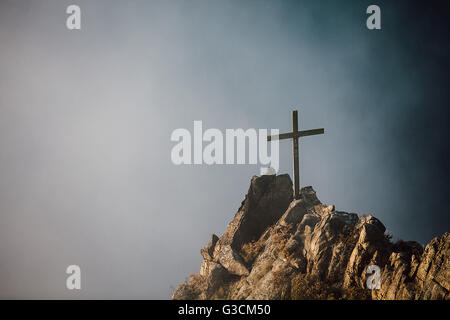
[267, 110, 324, 200]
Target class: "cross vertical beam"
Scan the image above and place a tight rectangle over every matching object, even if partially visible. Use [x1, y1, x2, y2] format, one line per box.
[292, 111, 300, 200]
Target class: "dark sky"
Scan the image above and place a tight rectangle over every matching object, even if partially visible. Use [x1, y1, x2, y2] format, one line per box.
[0, 0, 448, 298]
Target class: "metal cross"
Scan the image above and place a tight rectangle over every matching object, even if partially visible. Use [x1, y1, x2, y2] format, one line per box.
[267, 110, 324, 199]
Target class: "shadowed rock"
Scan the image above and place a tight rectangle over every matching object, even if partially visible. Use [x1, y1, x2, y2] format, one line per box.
[218, 174, 293, 250]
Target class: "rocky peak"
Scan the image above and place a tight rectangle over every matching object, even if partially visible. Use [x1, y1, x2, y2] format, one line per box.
[172, 175, 449, 300]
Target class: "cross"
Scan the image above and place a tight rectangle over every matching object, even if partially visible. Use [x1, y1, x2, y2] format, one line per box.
[267, 110, 324, 200]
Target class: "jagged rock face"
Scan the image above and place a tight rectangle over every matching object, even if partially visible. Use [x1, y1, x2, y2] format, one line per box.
[218, 174, 293, 249]
[171, 175, 449, 300]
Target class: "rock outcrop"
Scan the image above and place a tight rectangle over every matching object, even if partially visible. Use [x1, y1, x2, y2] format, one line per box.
[172, 174, 449, 300]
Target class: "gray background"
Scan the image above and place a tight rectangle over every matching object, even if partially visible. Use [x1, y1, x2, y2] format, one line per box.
[0, 0, 449, 298]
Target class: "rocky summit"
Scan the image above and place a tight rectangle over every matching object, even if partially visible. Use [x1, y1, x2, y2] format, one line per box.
[172, 174, 449, 300]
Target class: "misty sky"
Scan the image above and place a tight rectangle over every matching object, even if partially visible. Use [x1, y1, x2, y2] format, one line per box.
[0, 0, 449, 298]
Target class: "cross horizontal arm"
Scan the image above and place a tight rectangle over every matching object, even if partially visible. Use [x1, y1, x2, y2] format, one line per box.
[267, 132, 296, 141]
[298, 128, 324, 137]
[267, 128, 324, 141]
